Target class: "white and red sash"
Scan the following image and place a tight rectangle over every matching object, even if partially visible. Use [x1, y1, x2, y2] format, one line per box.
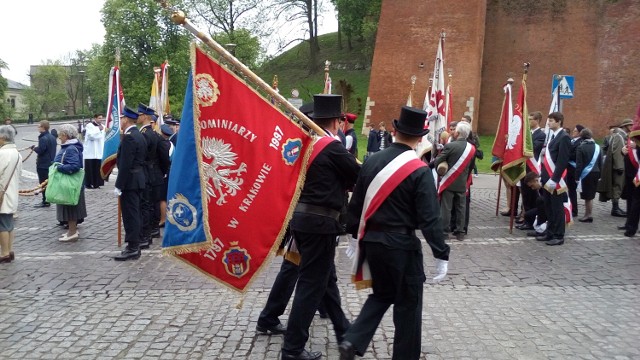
[563, 201, 573, 225]
[628, 139, 640, 187]
[352, 150, 426, 289]
[527, 156, 541, 175]
[542, 139, 568, 194]
[438, 142, 476, 195]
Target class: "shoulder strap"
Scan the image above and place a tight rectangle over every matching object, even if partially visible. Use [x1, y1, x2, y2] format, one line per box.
[1, 156, 20, 196]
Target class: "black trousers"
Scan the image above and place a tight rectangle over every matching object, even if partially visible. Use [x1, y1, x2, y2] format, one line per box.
[141, 184, 161, 238]
[37, 167, 49, 203]
[258, 258, 298, 328]
[282, 231, 350, 356]
[566, 166, 578, 215]
[120, 190, 141, 249]
[543, 190, 567, 240]
[84, 159, 104, 188]
[626, 185, 640, 234]
[344, 242, 425, 360]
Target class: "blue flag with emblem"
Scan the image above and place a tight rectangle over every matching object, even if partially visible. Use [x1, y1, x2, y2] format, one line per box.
[162, 72, 207, 251]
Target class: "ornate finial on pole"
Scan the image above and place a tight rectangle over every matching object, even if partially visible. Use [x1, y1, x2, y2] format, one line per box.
[410, 75, 417, 88]
[447, 68, 453, 83]
[523, 62, 530, 74]
[506, 71, 515, 85]
[115, 47, 121, 67]
[441, 29, 446, 39]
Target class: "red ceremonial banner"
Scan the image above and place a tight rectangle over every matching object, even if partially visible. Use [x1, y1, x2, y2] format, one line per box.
[176, 46, 313, 292]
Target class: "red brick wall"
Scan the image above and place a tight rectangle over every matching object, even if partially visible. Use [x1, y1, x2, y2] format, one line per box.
[366, 0, 487, 132]
[369, 0, 640, 137]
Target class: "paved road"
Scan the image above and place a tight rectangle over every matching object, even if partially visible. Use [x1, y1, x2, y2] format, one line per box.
[1, 126, 639, 359]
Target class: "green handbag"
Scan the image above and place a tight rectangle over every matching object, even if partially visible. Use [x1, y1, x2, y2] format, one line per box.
[45, 150, 85, 206]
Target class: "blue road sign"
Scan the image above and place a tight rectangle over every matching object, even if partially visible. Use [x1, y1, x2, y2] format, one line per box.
[551, 75, 574, 99]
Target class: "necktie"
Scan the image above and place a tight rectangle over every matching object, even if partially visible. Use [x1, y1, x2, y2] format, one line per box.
[551, 134, 555, 142]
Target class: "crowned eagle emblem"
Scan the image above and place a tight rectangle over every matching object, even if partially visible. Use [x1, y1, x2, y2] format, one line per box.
[201, 137, 247, 206]
[195, 73, 220, 107]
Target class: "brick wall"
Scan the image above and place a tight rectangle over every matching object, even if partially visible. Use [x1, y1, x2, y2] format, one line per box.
[368, 0, 640, 137]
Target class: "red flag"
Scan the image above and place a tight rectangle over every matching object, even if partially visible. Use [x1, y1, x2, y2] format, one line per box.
[491, 82, 512, 168]
[170, 46, 313, 292]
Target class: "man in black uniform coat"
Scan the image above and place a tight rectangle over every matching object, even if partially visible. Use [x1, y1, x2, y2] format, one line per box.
[339, 106, 450, 360]
[540, 112, 571, 246]
[281, 94, 360, 360]
[519, 111, 549, 228]
[114, 107, 147, 261]
[137, 104, 168, 247]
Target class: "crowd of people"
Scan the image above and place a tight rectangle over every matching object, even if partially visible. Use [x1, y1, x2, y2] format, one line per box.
[0, 106, 181, 262]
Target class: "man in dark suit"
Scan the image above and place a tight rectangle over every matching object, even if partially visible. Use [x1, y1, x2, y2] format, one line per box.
[540, 112, 571, 246]
[517, 111, 546, 227]
[114, 107, 147, 261]
[281, 94, 360, 360]
[138, 104, 167, 245]
[434, 121, 475, 241]
[529, 111, 547, 160]
[31, 120, 57, 207]
[339, 106, 449, 360]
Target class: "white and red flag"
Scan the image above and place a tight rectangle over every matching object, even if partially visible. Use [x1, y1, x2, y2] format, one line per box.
[424, 32, 447, 146]
[100, 66, 125, 179]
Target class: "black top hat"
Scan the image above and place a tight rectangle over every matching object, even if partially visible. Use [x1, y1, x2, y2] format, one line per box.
[310, 94, 342, 120]
[299, 102, 314, 117]
[392, 106, 429, 137]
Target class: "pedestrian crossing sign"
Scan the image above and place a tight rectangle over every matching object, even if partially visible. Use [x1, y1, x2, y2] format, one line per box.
[551, 75, 574, 99]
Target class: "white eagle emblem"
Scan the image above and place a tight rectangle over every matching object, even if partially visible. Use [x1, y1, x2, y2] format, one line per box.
[201, 137, 247, 206]
[195, 73, 220, 107]
[507, 114, 522, 150]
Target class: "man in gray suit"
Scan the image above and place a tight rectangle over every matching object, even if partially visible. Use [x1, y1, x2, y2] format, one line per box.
[435, 121, 475, 241]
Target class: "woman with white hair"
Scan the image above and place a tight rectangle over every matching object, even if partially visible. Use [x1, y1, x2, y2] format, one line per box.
[0, 125, 22, 262]
[53, 124, 87, 242]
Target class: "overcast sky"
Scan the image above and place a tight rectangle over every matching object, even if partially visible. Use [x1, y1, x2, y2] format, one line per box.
[1, 0, 338, 86]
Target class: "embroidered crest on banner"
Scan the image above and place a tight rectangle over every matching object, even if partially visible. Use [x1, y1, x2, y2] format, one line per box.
[167, 193, 197, 231]
[195, 73, 220, 107]
[282, 138, 303, 165]
[201, 137, 247, 205]
[223, 243, 252, 278]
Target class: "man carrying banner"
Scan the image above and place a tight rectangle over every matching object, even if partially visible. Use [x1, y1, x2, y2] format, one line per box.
[540, 112, 571, 246]
[435, 121, 475, 241]
[339, 106, 449, 360]
[281, 94, 360, 360]
[114, 107, 147, 261]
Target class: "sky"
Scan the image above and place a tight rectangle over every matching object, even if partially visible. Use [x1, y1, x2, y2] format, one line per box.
[0, 0, 338, 86]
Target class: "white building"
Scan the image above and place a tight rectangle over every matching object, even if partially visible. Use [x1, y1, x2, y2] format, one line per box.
[5, 79, 29, 115]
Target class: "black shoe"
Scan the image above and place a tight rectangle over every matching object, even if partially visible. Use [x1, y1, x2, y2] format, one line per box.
[140, 240, 150, 250]
[546, 238, 564, 246]
[527, 231, 543, 237]
[500, 210, 511, 217]
[338, 341, 355, 360]
[159, 222, 165, 228]
[516, 224, 534, 230]
[33, 202, 49, 208]
[611, 209, 627, 217]
[114, 248, 141, 261]
[150, 230, 161, 238]
[281, 350, 322, 360]
[256, 323, 287, 335]
[624, 230, 636, 237]
[578, 217, 593, 223]
[536, 235, 549, 241]
[618, 225, 628, 230]
[515, 218, 524, 225]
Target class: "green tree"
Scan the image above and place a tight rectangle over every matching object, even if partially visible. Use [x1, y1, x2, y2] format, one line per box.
[186, 0, 267, 69]
[100, 0, 191, 116]
[0, 59, 8, 120]
[332, 0, 381, 59]
[23, 61, 68, 119]
[275, 0, 324, 73]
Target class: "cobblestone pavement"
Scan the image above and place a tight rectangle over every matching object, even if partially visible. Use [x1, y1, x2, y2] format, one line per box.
[1, 125, 639, 359]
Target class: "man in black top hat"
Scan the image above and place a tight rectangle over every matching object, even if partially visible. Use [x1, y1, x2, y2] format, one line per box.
[114, 107, 147, 261]
[338, 106, 449, 360]
[281, 94, 360, 360]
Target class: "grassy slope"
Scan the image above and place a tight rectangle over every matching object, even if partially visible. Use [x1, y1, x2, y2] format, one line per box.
[257, 33, 372, 160]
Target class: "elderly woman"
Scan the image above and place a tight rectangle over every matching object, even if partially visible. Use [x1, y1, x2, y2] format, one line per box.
[0, 125, 22, 263]
[54, 124, 87, 242]
[575, 128, 602, 222]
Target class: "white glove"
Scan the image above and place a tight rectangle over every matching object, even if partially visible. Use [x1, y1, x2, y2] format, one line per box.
[432, 259, 448, 283]
[545, 179, 557, 190]
[114, 188, 122, 196]
[345, 237, 358, 259]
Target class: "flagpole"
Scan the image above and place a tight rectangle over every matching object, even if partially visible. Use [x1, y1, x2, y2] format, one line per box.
[114, 48, 123, 248]
[157, 2, 328, 137]
[496, 165, 502, 216]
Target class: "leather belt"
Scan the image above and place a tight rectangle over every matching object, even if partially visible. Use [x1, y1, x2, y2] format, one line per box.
[295, 203, 340, 221]
[367, 224, 414, 235]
